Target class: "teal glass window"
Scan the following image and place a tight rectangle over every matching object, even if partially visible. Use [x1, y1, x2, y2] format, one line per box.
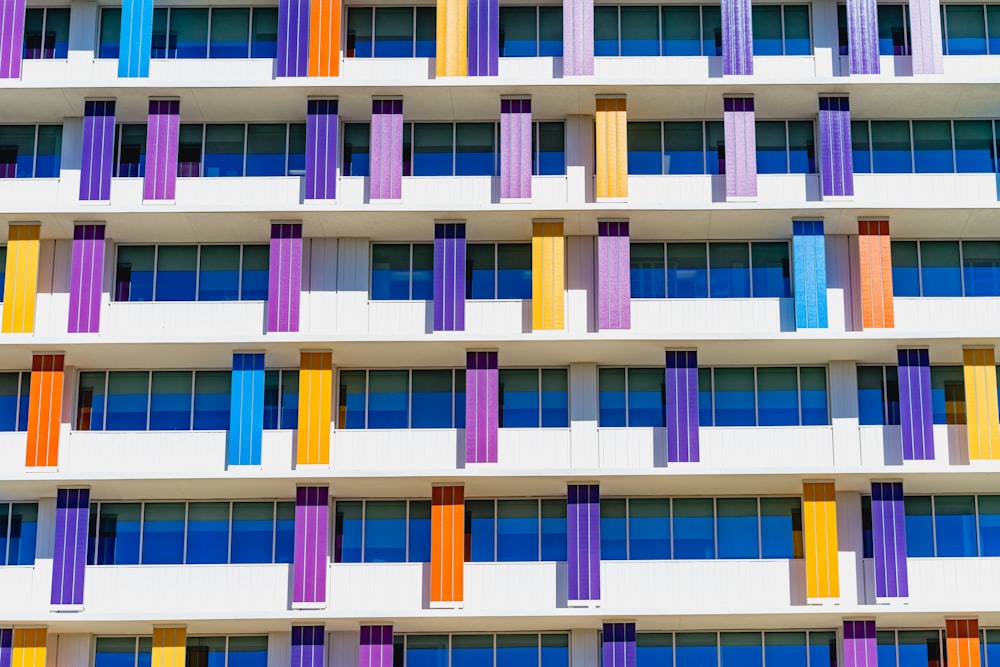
[251, 8, 278, 57]
[148, 371, 192, 430]
[98, 8, 122, 58]
[912, 120, 955, 173]
[0, 125, 62, 178]
[0, 372, 30, 432]
[857, 366, 901, 426]
[594, 6, 620, 55]
[891, 240, 921, 296]
[346, 7, 374, 56]
[1, 502, 38, 565]
[663, 121, 707, 174]
[455, 123, 496, 176]
[336, 369, 465, 429]
[23, 7, 70, 59]
[534, 121, 566, 175]
[141, 502, 185, 564]
[114, 124, 147, 178]
[94, 638, 152, 667]
[712, 368, 755, 426]
[720, 633, 762, 667]
[756, 367, 797, 426]
[628, 122, 662, 175]
[246, 124, 288, 176]
[716, 499, 759, 559]
[851, 120, 872, 173]
[114, 245, 267, 302]
[346, 7, 435, 57]
[204, 124, 245, 177]
[600, 498, 627, 559]
[412, 123, 454, 176]
[920, 240, 962, 296]
[371, 243, 434, 300]
[342, 123, 371, 176]
[667, 242, 708, 297]
[598, 368, 627, 427]
[709, 242, 751, 297]
[672, 498, 714, 559]
[88, 502, 142, 565]
[620, 6, 659, 55]
[878, 5, 910, 54]
[953, 120, 995, 172]
[500, 7, 537, 56]
[209, 8, 250, 58]
[186, 501, 230, 564]
[628, 498, 670, 559]
[943, 5, 988, 54]
[661, 6, 702, 55]
[540, 499, 567, 561]
[871, 120, 913, 173]
[466, 499, 496, 561]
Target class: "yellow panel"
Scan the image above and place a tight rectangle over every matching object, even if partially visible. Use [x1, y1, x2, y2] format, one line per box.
[298, 351, 333, 465]
[152, 627, 186, 667]
[2, 224, 41, 334]
[435, 0, 467, 76]
[595, 98, 628, 199]
[12, 629, 46, 667]
[964, 348, 1000, 460]
[803, 482, 840, 599]
[532, 222, 564, 331]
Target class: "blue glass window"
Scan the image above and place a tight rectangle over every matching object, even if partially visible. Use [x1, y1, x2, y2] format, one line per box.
[979, 496, 1000, 557]
[496, 635, 535, 667]
[468, 244, 532, 299]
[598, 368, 627, 426]
[411, 370, 456, 428]
[2, 503, 38, 565]
[662, 7, 702, 55]
[630, 243, 666, 298]
[365, 500, 407, 563]
[452, 636, 493, 667]
[904, 496, 935, 557]
[944, 5, 988, 54]
[338, 370, 367, 429]
[676, 633, 718, 667]
[706, 121, 725, 175]
[878, 5, 910, 55]
[627, 368, 665, 427]
[186, 502, 229, 564]
[155, 246, 198, 301]
[346, 7, 435, 57]
[698, 368, 713, 426]
[334, 500, 363, 562]
[500, 7, 537, 56]
[877, 632, 898, 667]
[964, 241, 1000, 296]
[712, 368, 755, 426]
[542, 369, 569, 427]
[756, 121, 788, 173]
[782, 6, 811, 54]
[891, 241, 921, 296]
[193, 371, 231, 429]
[808, 633, 837, 667]
[787, 121, 816, 173]
[861, 495, 874, 558]
[95, 638, 151, 667]
[498, 369, 568, 428]
[930, 366, 965, 425]
[764, 633, 806, 667]
[105, 371, 150, 430]
[672, 498, 714, 559]
[871, 121, 913, 173]
[663, 121, 706, 174]
[250, 8, 278, 57]
[466, 500, 496, 562]
[185, 638, 225, 667]
[455, 123, 496, 176]
[667, 243, 708, 298]
[231, 502, 275, 563]
[406, 636, 449, 667]
[0, 125, 62, 178]
[954, 120, 995, 172]
[857, 366, 900, 425]
[209, 8, 249, 57]
[628, 498, 670, 559]
[227, 637, 267, 667]
[245, 124, 287, 176]
[373, 7, 414, 57]
[89, 502, 141, 565]
[264, 371, 298, 430]
[920, 240, 963, 296]
[412, 124, 454, 176]
[275, 502, 294, 563]
[409, 500, 431, 562]
[851, 121, 872, 173]
[23, 8, 70, 59]
[141, 502, 185, 564]
[912, 120, 954, 173]
[149, 371, 193, 430]
[753, 5, 784, 55]
[342, 123, 370, 176]
[934, 495, 977, 557]
[637, 634, 673, 667]
[760, 498, 801, 558]
[621, 6, 659, 55]
[628, 122, 662, 175]
[720, 633, 762, 667]
[371, 243, 433, 300]
[466, 244, 496, 299]
[897, 631, 942, 667]
[540, 499, 567, 561]
[709, 243, 751, 298]
[204, 124, 244, 177]
[497, 499, 539, 561]
[98, 8, 121, 58]
[600, 498, 628, 560]
[751, 243, 790, 297]
[240, 245, 269, 300]
[534, 122, 566, 175]
[594, 7, 620, 55]
[114, 125, 147, 177]
[717, 498, 759, 559]
[756, 367, 798, 426]
[346, 7, 374, 56]
[368, 370, 409, 428]
[178, 125, 203, 176]
[0, 372, 30, 432]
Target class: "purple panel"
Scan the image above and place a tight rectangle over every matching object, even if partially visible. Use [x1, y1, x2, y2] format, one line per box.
[843, 620, 878, 667]
[467, 0, 498, 76]
[847, 0, 880, 74]
[666, 350, 700, 463]
[68, 224, 106, 334]
[722, 0, 752, 75]
[0, 629, 9, 667]
[602, 623, 636, 667]
[434, 223, 466, 331]
[723, 97, 757, 198]
[898, 348, 934, 461]
[291, 627, 325, 667]
[306, 99, 338, 200]
[597, 221, 630, 330]
[50, 488, 90, 605]
[144, 99, 180, 201]
[0, 0, 26, 78]
[465, 351, 498, 464]
[500, 99, 532, 199]
[359, 626, 393, 667]
[277, 0, 309, 76]
[267, 223, 302, 333]
[370, 99, 403, 200]
[909, 0, 943, 74]
[562, 0, 593, 75]
[818, 97, 854, 198]
[872, 481, 909, 598]
[80, 100, 116, 202]
[293, 486, 329, 605]
[568, 484, 600, 602]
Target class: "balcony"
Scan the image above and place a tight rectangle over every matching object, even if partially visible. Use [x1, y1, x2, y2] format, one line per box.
[626, 174, 821, 208]
[630, 298, 795, 336]
[337, 175, 570, 209]
[594, 55, 818, 81]
[858, 424, 969, 469]
[894, 297, 1000, 334]
[100, 300, 267, 340]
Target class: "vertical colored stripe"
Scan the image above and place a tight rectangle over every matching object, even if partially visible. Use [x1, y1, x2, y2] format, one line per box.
[847, 0, 880, 74]
[722, 0, 753, 75]
[0, 629, 10, 667]
[909, 0, 944, 74]
[68, 224, 106, 334]
[277, 0, 309, 76]
[370, 99, 403, 200]
[898, 348, 934, 461]
[80, 100, 116, 201]
[359, 626, 393, 667]
[467, 0, 497, 76]
[792, 220, 828, 329]
[465, 350, 498, 464]
[431, 485, 464, 604]
[11, 629, 45, 667]
[436, 0, 468, 76]
[803, 481, 839, 599]
[228, 352, 265, 466]
[595, 97, 628, 199]
[946, 620, 982, 667]
[597, 220, 630, 330]
[531, 221, 565, 331]
[2, 223, 40, 334]
[871, 481, 908, 598]
[843, 621, 877, 667]
[0, 0, 26, 78]
[291, 626, 325, 667]
[724, 97, 757, 198]
[567, 484, 600, 602]
[500, 98, 532, 199]
[297, 351, 332, 465]
[151, 628, 186, 667]
[267, 222, 303, 333]
[306, 100, 338, 200]
[602, 623, 636, 667]
[26, 354, 64, 468]
[119, 0, 152, 77]
[144, 99, 179, 201]
[51, 488, 90, 605]
[964, 347, 1000, 460]
[857, 220, 894, 328]
[433, 222, 466, 332]
[562, 0, 593, 75]
[666, 350, 700, 463]
[294, 486, 329, 605]
[818, 97, 854, 198]
[307, 0, 339, 76]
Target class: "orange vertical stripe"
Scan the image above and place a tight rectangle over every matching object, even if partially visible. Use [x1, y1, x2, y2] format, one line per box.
[308, 0, 341, 76]
[858, 220, 894, 328]
[431, 485, 464, 603]
[947, 619, 981, 667]
[25, 354, 64, 468]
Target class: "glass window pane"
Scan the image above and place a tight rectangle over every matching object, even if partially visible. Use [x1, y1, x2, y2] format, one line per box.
[752, 5, 783, 55]
[239, 245, 269, 300]
[413, 123, 454, 176]
[149, 370, 193, 430]
[713, 368, 755, 426]
[541, 499, 567, 561]
[799, 367, 829, 425]
[600, 498, 627, 559]
[334, 500, 362, 562]
[709, 242, 751, 298]
[535, 121, 565, 175]
[667, 243, 708, 298]
[193, 371, 230, 429]
[198, 245, 241, 301]
[115, 124, 147, 177]
[455, 123, 495, 176]
[0, 126, 36, 178]
[250, 7, 278, 57]
[954, 120, 994, 173]
[620, 6, 659, 55]
[706, 120, 725, 174]
[912, 120, 954, 173]
[346, 7, 373, 57]
[34, 125, 62, 177]
[338, 370, 366, 429]
[760, 498, 802, 559]
[756, 367, 798, 426]
[538, 7, 563, 56]
[406, 636, 448, 667]
[755, 121, 788, 174]
[115, 246, 155, 302]
[245, 124, 286, 176]
[935, 495, 978, 556]
[204, 124, 245, 177]
[851, 121, 871, 173]
[963, 240, 1000, 297]
[156, 246, 198, 301]
[541, 368, 569, 427]
[0, 373, 19, 431]
[891, 241, 921, 296]
[673, 498, 715, 559]
[374, 7, 414, 57]
[466, 499, 495, 562]
[979, 496, 1000, 556]
[7, 503, 37, 565]
[751, 242, 790, 298]
[896, 631, 942, 667]
[662, 6, 702, 55]
[371, 244, 412, 300]
[186, 637, 226, 667]
[411, 369, 454, 428]
[500, 7, 536, 56]
[365, 500, 407, 562]
[904, 496, 935, 556]
[106, 371, 150, 430]
[808, 632, 837, 667]
[500, 369, 539, 428]
[288, 125, 306, 176]
[720, 633, 762, 667]
[141, 502, 185, 564]
[367, 370, 409, 428]
[408, 500, 431, 562]
[717, 498, 759, 559]
[455, 370, 466, 429]
[629, 498, 670, 560]
[599, 368, 626, 426]
[93, 502, 141, 564]
[171, 8, 209, 58]
[878, 5, 908, 55]
[231, 501, 274, 563]
[989, 5, 1000, 53]
[698, 367, 713, 426]
[452, 636, 493, 667]
[178, 124, 203, 176]
[497, 499, 539, 561]
[857, 367, 887, 425]
[497, 635, 537, 667]
[870, 120, 912, 173]
[497, 243, 532, 299]
[876, 632, 897, 667]
[637, 634, 673, 667]
[278, 370, 299, 430]
[784, 5, 811, 54]
[628, 368, 665, 427]
[227, 637, 267, 667]
[920, 241, 962, 296]
[412, 243, 434, 300]
[628, 122, 662, 175]
[663, 121, 705, 175]
[787, 120, 815, 173]
[99, 9, 122, 58]
[209, 8, 249, 58]
[186, 501, 230, 564]
[594, 6, 620, 55]
[765, 633, 806, 667]
[467, 243, 496, 299]
[95, 639, 139, 667]
[414, 7, 436, 55]
[343, 123, 371, 176]
[946, 5, 987, 54]
[274, 503, 293, 563]
[931, 366, 965, 425]
[676, 633, 718, 667]
[631, 242, 666, 298]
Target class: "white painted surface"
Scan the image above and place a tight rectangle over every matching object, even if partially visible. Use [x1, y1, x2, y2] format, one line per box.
[630, 298, 793, 336]
[327, 563, 425, 613]
[495, 429, 572, 470]
[101, 301, 267, 340]
[332, 430, 460, 471]
[465, 562, 565, 611]
[858, 424, 968, 469]
[895, 298, 1000, 333]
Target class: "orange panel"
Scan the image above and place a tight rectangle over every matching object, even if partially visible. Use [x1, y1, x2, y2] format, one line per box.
[857, 220, 894, 329]
[947, 619, 981, 667]
[431, 485, 464, 604]
[25, 354, 64, 467]
[308, 0, 341, 76]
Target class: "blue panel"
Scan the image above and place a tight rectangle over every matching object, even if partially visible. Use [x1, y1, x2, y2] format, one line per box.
[673, 498, 714, 559]
[229, 353, 264, 465]
[496, 636, 537, 667]
[140, 503, 185, 564]
[637, 634, 673, 667]
[792, 220, 828, 329]
[628, 498, 670, 559]
[716, 499, 759, 559]
[764, 633, 806, 667]
[497, 500, 539, 561]
[676, 633, 718, 667]
[119, 0, 153, 77]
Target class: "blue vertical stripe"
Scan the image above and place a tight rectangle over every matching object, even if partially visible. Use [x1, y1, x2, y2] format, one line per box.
[119, 0, 153, 77]
[792, 220, 828, 329]
[228, 353, 265, 466]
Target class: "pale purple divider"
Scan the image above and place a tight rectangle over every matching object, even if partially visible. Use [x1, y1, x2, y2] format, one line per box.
[562, 0, 593, 75]
[0, 0, 26, 78]
[597, 221, 630, 330]
[370, 99, 403, 200]
[843, 620, 877, 667]
[465, 351, 498, 464]
[872, 481, 909, 598]
[847, 0, 880, 74]
[293, 486, 329, 605]
[359, 626, 393, 667]
[51, 488, 90, 605]
[80, 100, 116, 201]
[722, 0, 752, 75]
[723, 97, 757, 198]
[500, 99, 531, 199]
[468, 0, 498, 76]
[68, 224, 106, 334]
[277, 0, 309, 77]
[909, 0, 943, 74]
[818, 97, 854, 198]
[291, 627, 324, 667]
[568, 484, 600, 602]
[602, 623, 636, 667]
[305, 99, 338, 200]
[267, 223, 302, 333]
[666, 350, 700, 463]
[144, 99, 180, 201]
[898, 348, 934, 460]
[433, 223, 466, 331]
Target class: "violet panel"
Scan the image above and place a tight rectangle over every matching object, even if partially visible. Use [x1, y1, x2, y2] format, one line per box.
[468, 0, 498, 76]
[597, 220, 630, 330]
[872, 481, 909, 598]
[568, 484, 600, 602]
[50, 488, 90, 605]
[898, 348, 934, 460]
[722, 0, 753, 75]
[818, 97, 854, 198]
[293, 486, 329, 605]
[666, 350, 700, 463]
[0, 0, 26, 78]
[847, 0, 880, 74]
[68, 224, 106, 334]
[267, 222, 302, 333]
[500, 99, 532, 199]
[359, 626, 393, 667]
[291, 626, 324, 667]
[723, 97, 757, 198]
[562, 0, 593, 75]
[80, 100, 116, 202]
[306, 99, 338, 200]
[843, 620, 878, 667]
[433, 223, 466, 332]
[277, 0, 309, 76]
[602, 623, 636, 667]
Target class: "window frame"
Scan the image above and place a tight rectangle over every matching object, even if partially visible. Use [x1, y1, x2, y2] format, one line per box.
[149, 6, 276, 59]
[497, 367, 570, 428]
[940, 3, 998, 55]
[113, 243, 269, 302]
[394, 633, 570, 666]
[174, 122, 305, 178]
[0, 124, 63, 178]
[369, 242, 433, 301]
[0, 370, 31, 432]
[891, 238, 1000, 297]
[0, 501, 39, 566]
[852, 119, 1000, 174]
[336, 367, 465, 429]
[466, 241, 533, 300]
[333, 498, 430, 563]
[22, 7, 71, 60]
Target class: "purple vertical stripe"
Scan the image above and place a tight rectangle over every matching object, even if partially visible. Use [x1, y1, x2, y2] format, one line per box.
[277, 0, 309, 76]
[0, 629, 10, 667]
[562, 0, 593, 75]
[465, 351, 498, 464]
[666, 350, 700, 463]
[602, 623, 636, 667]
[568, 484, 600, 602]
[293, 486, 329, 605]
[500, 99, 532, 199]
[370, 99, 403, 200]
[723, 97, 757, 198]
[68, 224, 106, 334]
[898, 348, 934, 461]
[597, 221, 630, 330]
[818, 97, 854, 198]
[144, 99, 180, 201]
[722, 0, 753, 75]
[306, 99, 338, 200]
[467, 0, 498, 76]
[909, 0, 943, 74]
[847, 0, 880, 74]
[267, 223, 302, 333]
[0, 0, 26, 78]
[359, 626, 393, 667]
[872, 481, 909, 598]
[291, 626, 325, 667]
[80, 100, 116, 202]
[843, 620, 878, 667]
[51, 488, 90, 605]
[434, 223, 466, 331]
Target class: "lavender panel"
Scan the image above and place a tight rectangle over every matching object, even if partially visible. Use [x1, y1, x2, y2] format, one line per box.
[898, 348, 934, 461]
[597, 220, 630, 330]
[602, 623, 636, 667]
[818, 97, 854, 198]
[500, 99, 532, 199]
[68, 224, 106, 334]
[467, 0, 498, 76]
[51, 488, 90, 605]
[666, 350, 700, 463]
[267, 223, 302, 333]
[0, 0, 26, 78]
[843, 620, 878, 667]
[465, 351, 498, 464]
[434, 223, 466, 332]
[562, 0, 593, 75]
[293, 486, 329, 605]
[144, 99, 180, 201]
[359, 626, 393, 667]
[277, 0, 309, 76]
[370, 99, 403, 200]
[909, 0, 943, 74]
[722, 0, 753, 75]
[847, 0, 880, 74]
[306, 99, 338, 200]
[291, 627, 324, 667]
[80, 100, 116, 201]
[872, 481, 909, 598]
[568, 484, 600, 602]
[723, 97, 757, 198]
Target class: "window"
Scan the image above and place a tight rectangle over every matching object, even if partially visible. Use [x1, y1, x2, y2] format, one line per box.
[901, 494, 1000, 557]
[630, 241, 791, 299]
[0, 502, 38, 565]
[334, 500, 431, 563]
[466, 243, 533, 299]
[345, 6, 435, 57]
[0, 125, 62, 178]
[755, 121, 816, 174]
[499, 6, 563, 56]
[628, 120, 725, 175]
[337, 369, 466, 429]
[836, 4, 911, 55]
[637, 632, 837, 667]
[23, 8, 70, 59]
[342, 123, 370, 176]
[876, 630, 945, 667]
[87, 501, 294, 565]
[498, 369, 569, 427]
[173, 123, 305, 177]
[858, 364, 974, 426]
[852, 119, 1000, 174]
[465, 498, 567, 562]
[751, 5, 811, 55]
[661, 6, 722, 56]
[114, 125, 147, 177]
[942, 4, 1000, 55]
[94, 637, 154, 667]
[186, 637, 268, 667]
[597, 5, 722, 56]
[0, 372, 31, 432]
[892, 240, 1000, 297]
[370, 243, 434, 300]
[396, 634, 569, 667]
[597, 367, 666, 427]
[114, 244, 268, 302]
[263, 370, 299, 430]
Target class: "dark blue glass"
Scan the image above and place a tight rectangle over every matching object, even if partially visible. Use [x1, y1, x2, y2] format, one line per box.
[620, 7, 659, 54]
[411, 244, 434, 300]
[368, 370, 408, 428]
[760, 498, 799, 558]
[755, 120, 788, 174]
[752, 6, 783, 55]
[0, 373, 21, 431]
[203, 124, 244, 177]
[285, 124, 304, 176]
[783, 6, 812, 54]
[455, 123, 495, 176]
[342, 123, 371, 176]
[412, 124, 454, 176]
[945, 5, 987, 54]
[275, 502, 294, 563]
[541, 369, 569, 427]
[861, 495, 874, 558]
[117, 246, 155, 302]
[673, 499, 715, 559]
[987, 631, 1000, 667]
[628, 368, 665, 427]
[231, 502, 274, 563]
[698, 369, 713, 426]
[497, 500, 539, 561]
[963, 241, 1000, 296]
[662, 121, 707, 173]
[756, 368, 798, 426]
[499, 7, 537, 56]
[373, 7, 415, 58]
[7, 503, 38, 565]
[335, 501, 362, 562]
[709, 243, 751, 298]
[764, 633, 807, 667]
[98, 9, 121, 58]
[720, 633, 762, 667]
[535, 122, 565, 174]
[406, 636, 448, 667]
[912, 120, 954, 173]
[876, 633, 897, 667]
[346, 8, 373, 57]
[541, 636, 569, 667]
[667, 243, 708, 298]
[452, 637, 494, 667]
[598, 368, 627, 427]
[371, 244, 411, 300]
[871, 121, 913, 173]
[466, 244, 496, 299]
[250, 8, 278, 57]
[750, 243, 790, 297]
[415, 7, 435, 56]
[978, 496, 1000, 556]
[500, 369, 539, 428]
[141, 503, 185, 564]
[171, 8, 209, 58]
[17, 374, 28, 431]
[106, 371, 150, 431]
[918, 241, 963, 295]
[540, 500, 567, 561]
[676, 633, 718, 667]
[95, 639, 139, 667]
[186, 638, 225, 667]
[209, 8, 250, 58]
[631, 243, 666, 298]
[454, 372, 466, 429]
[931, 366, 965, 425]
[717, 499, 759, 559]
[466, 500, 495, 562]
[193, 371, 231, 429]
[935, 495, 978, 556]
[637, 635, 673, 667]
[600, 499, 628, 559]
[496, 244, 532, 299]
[594, 7, 619, 55]
[92, 503, 141, 565]
[662, 7, 701, 55]
[227, 638, 267, 667]
[851, 121, 872, 173]
[628, 122, 663, 175]
[245, 124, 286, 176]
[149, 371, 193, 430]
[807, 633, 837, 667]
[155, 246, 197, 301]
[800, 368, 829, 425]
[787, 121, 815, 173]
[411, 370, 455, 428]
[538, 8, 563, 56]
[279, 372, 299, 429]
[364, 501, 407, 563]
[408, 501, 431, 562]
[878, 6, 908, 54]
[186, 502, 229, 564]
[339, 371, 366, 429]
[199, 245, 241, 300]
[712, 368, 755, 426]
[628, 498, 670, 559]
[240, 245, 269, 300]
[497, 635, 537, 667]
[904, 496, 934, 557]
[954, 121, 995, 173]
[897, 631, 941, 667]
[891, 241, 921, 296]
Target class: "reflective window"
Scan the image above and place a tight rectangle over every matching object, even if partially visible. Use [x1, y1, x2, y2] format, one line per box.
[892, 239, 1000, 297]
[467, 243, 533, 300]
[23, 8, 70, 59]
[876, 630, 945, 667]
[0, 502, 39, 565]
[173, 123, 304, 177]
[637, 632, 835, 667]
[334, 499, 431, 563]
[942, 4, 1000, 55]
[901, 495, 1000, 557]
[370, 243, 434, 300]
[856, 365, 901, 426]
[499, 369, 569, 428]
[94, 637, 153, 667]
[499, 6, 563, 56]
[460, 499, 566, 562]
[98, 7, 276, 58]
[752, 4, 811, 55]
[114, 245, 268, 302]
[836, 3, 911, 54]
[0, 371, 30, 432]
[263, 370, 299, 430]
[397, 634, 568, 667]
[852, 119, 1000, 174]
[336, 368, 466, 429]
[345, 6, 435, 57]
[0, 125, 63, 178]
[661, 5, 722, 56]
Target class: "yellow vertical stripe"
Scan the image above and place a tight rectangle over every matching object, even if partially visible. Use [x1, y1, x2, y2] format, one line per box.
[2, 224, 41, 334]
[12, 629, 46, 667]
[435, 0, 467, 76]
[803, 482, 840, 599]
[152, 627, 186, 667]
[595, 98, 628, 199]
[531, 222, 564, 331]
[964, 348, 1000, 460]
[298, 351, 332, 465]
